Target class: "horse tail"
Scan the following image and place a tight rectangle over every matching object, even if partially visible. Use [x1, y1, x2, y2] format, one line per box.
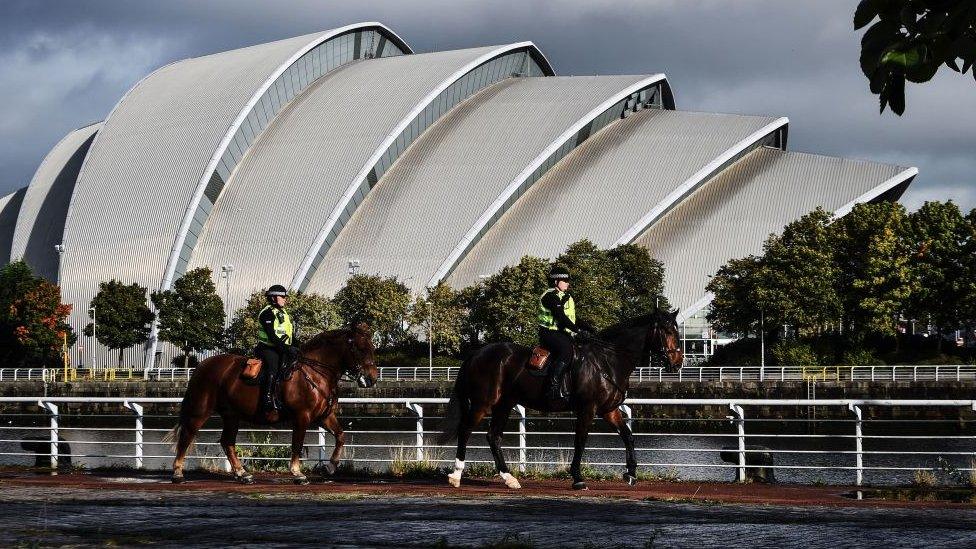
[438, 356, 471, 444]
[162, 424, 183, 451]
[162, 376, 196, 452]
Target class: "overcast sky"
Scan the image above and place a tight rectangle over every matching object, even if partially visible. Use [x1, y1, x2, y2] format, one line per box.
[1, 0, 973, 211]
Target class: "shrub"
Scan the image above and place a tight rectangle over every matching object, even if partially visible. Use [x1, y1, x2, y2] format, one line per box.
[770, 341, 819, 366]
[841, 348, 884, 366]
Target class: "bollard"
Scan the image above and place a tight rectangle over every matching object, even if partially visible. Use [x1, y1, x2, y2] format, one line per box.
[124, 401, 144, 469]
[38, 401, 59, 472]
[728, 403, 746, 483]
[848, 404, 863, 486]
[406, 402, 424, 461]
[516, 405, 527, 473]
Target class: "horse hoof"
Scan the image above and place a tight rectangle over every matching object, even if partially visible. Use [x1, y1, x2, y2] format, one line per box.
[171, 475, 185, 484]
[321, 462, 337, 476]
[235, 473, 255, 485]
[624, 473, 637, 486]
[294, 475, 310, 486]
[500, 473, 521, 489]
[572, 481, 588, 491]
[448, 474, 462, 488]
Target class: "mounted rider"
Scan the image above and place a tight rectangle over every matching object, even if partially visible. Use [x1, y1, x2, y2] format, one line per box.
[538, 265, 589, 403]
[255, 285, 300, 421]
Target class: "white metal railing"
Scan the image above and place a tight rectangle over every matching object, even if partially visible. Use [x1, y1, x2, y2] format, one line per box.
[1, 396, 974, 487]
[3, 365, 976, 383]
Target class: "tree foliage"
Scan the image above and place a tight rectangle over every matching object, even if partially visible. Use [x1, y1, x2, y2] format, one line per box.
[409, 282, 467, 356]
[151, 267, 224, 366]
[855, 0, 976, 114]
[0, 261, 74, 366]
[555, 240, 621, 331]
[84, 279, 155, 368]
[606, 243, 669, 319]
[468, 255, 550, 347]
[333, 274, 411, 348]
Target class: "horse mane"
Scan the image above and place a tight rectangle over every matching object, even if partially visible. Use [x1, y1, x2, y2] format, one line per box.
[596, 309, 674, 341]
[301, 327, 351, 350]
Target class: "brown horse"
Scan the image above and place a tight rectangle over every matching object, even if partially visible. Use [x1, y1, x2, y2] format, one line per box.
[167, 322, 378, 484]
[439, 308, 683, 490]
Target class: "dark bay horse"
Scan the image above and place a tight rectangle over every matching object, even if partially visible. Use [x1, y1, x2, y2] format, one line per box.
[439, 309, 683, 490]
[166, 322, 378, 484]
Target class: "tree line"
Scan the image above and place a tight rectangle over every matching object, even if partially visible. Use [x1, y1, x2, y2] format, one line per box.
[0, 240, 668, 368]
[707, 200, 976, 365]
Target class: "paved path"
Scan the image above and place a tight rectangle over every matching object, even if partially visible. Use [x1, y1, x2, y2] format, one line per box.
[2, 478, 976, 547]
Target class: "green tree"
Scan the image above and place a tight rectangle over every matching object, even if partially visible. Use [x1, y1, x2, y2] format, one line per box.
[555, 240, 620, 331]
[333, 274, 411, 348]
[855, 0, 976, 115]
[706, 255, 767, 336]
[832, 202, 914, 339]
[469, 255, 550, 346]
[958, 208, 976, 346]
[84, 280, 155, 368]
[761, 208, 842, 334]
[0, 261, 75, 366]
[225, 289, 339, 354]
[905, 201, 969, 349]
[606, 243, 669, 319]
[409, 282, 467, 356]
[151, 267, 225, 367]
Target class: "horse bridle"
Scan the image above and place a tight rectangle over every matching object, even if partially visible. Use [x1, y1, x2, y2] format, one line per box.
[340, 334, 371, 385]
[648, 322, 681, 368]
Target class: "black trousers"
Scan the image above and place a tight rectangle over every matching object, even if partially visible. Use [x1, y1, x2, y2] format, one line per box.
[255, 344, 284, 404]
[539, 328, 574, 367]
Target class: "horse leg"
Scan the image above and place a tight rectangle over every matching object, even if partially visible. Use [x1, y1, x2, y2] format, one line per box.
[320, 411, 344, 476]
[220, 417, 252, 484]
[487, 402, 520, 489]
[171, 409, 210, 483]
[570, 407, 595, 490]
[289, 417, 311, 485]
[448, 405, 488, 488]
[604, 408, 637, 486]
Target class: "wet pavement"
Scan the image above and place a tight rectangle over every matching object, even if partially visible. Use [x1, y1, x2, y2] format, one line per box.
[2, 473, 976, 547]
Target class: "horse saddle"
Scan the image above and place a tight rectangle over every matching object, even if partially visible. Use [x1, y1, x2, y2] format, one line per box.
[528, 347, 550, 370]
[241, 358, 262, 381]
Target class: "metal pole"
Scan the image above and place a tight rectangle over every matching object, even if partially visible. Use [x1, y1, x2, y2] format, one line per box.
[406, 402, 424, 461]
[428, 300, 433, 381]
[39, 401, 59, 472]
[125, 401, 144, 469]
[516, 405, 527, 473]
[729, 403, 746, 483]
[90, 306, 96, 371]
[849, 404, 863, 486]
[760, 308, 765, 375]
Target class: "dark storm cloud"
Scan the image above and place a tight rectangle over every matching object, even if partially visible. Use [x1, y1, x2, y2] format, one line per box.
[0, 0, 972, 210]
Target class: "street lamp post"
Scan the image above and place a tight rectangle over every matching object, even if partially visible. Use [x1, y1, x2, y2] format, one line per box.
[428, 300, 434, 380]
[54, 244, 65, 286]
[219, 265, 234, 319]
[89, 306, 96, 371]
[760, 308, 765, 378]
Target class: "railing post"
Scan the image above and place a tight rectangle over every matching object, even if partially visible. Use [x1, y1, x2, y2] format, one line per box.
[957, 365, 961, 382]
[38, 401, 59, 472]
[913, 366, 917, 382]
[516, 405, 527, 473]
[124, 401, 144, 469]
[849, 403, 863, 487]
[871, 366, 875, 382]
[728, 403, 746, 483]
[317, 427, 327, 465]
[934, 366, 939, 382]
[406, 402, 424, 461]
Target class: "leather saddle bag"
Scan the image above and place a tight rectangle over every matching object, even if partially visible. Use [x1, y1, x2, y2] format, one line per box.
[241, 358, 262, 381]
[528, 347, 550, 370]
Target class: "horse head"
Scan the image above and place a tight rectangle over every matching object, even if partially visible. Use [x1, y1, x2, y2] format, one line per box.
[649, 307, 683, 371]
[344, 321, 379, 388]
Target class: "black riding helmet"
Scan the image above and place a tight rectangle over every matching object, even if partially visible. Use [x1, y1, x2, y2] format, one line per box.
[265, 284, 288, 303]
[549, 265, 570, 286]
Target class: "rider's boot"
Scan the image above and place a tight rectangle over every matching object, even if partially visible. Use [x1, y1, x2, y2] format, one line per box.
[547, 359, 569, 404]
[261, 377, 279, 422]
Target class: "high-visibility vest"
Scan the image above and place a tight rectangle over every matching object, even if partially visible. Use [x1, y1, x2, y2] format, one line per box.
[257, 305, 293, 345]
[538, 288, 575, 333]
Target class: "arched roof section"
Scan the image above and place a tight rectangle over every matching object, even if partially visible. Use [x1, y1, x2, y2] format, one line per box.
[190, 44, 552, 313]
[59, 24, 410, 360]
[632, 148, 916, 322]
[290, 43, 555, 291]
[305, 75, 672, 295]
[10, 122, 101, 281]
[0, 188, 27, 264]
[446, 109, 782, 287]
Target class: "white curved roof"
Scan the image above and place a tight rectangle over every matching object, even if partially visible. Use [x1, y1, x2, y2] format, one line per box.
[634, 147, 916, 320]
[447, 109, 783, 287]
[10, 122, 101, 280]
[0, 188, 27, 263]
[191, 44, 549, 311]
[306, 75, 667, 295]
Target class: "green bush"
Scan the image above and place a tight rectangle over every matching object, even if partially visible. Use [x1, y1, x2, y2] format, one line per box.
[841, 348, 884, 366]
[770, 341, 819, 366]
[704, 338, 762, 366]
